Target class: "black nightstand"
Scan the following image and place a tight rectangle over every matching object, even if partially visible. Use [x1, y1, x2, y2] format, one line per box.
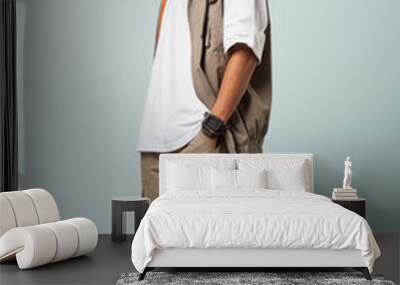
[332, 198, 366, 218]
[111, 196, 150, 242]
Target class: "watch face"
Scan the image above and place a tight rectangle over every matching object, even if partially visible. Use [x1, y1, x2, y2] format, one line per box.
[209, 116, 220, 128]
[203, 113, 226, 138]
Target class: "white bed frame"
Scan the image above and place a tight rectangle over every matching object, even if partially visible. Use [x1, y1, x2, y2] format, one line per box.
[141, 154, 370, 280]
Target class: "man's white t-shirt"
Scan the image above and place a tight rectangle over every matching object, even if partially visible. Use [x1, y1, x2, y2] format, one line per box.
[137, 0, 268, 152]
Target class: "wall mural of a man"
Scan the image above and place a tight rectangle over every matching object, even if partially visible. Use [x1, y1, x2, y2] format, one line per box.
[137, 0, 273, 201]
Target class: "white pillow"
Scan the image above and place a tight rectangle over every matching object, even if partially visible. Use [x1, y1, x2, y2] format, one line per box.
[166, 159, 236, 192]
[237, 159, 309, 191]
[211, 168, 236, 190]
[236, 169, 267, 189]
[167, 162, 210, 191]
[266, 167, 306, 191]
[211, 169, 268, 190]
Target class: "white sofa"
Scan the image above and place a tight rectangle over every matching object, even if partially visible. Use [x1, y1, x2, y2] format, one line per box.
[0, 189, 98, 269]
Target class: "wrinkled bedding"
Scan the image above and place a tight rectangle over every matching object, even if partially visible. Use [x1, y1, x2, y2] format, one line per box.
[131, 190, 380, 273]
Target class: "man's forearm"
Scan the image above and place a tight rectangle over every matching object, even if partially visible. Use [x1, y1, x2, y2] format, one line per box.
[155, 0, 167, 51]
[211, 44, 258, 124]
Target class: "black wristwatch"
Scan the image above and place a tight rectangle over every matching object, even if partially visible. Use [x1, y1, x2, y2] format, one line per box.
[201, 112, 227, 139]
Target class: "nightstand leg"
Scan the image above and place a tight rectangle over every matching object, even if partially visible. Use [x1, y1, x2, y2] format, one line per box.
[112, 201, 125, 242]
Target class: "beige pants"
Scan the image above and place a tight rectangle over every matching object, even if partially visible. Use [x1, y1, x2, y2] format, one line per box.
[140, 132, 224, 201]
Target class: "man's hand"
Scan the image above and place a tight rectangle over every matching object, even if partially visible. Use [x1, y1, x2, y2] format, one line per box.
[211, 44, 258, 123]
[181, 131, 219, 154]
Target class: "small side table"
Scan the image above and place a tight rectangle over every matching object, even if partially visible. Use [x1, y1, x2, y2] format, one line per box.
[112, 196, 150, 242]
[332, 198, 366, 218]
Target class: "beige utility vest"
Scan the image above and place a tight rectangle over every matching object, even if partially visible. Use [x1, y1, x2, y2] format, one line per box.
[156, 0, 272, 153]
[188, 0, 272, 153]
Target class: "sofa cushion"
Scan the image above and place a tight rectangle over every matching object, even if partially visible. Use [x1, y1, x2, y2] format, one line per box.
[24, 189, 60, 224]
[0, 189, 60, 237]
[0, 218, 97, 269]
[0, 196, 17, 237]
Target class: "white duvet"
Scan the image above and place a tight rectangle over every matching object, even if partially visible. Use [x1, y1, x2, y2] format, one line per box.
[131, 190, 380, 273]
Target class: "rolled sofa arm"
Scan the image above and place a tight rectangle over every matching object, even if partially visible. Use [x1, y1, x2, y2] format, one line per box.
[0, 218, 97, 269]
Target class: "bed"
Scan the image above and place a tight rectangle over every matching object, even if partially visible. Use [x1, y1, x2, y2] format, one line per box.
[131, 153, 380, 280]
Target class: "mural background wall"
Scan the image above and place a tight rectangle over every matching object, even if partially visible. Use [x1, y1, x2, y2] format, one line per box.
[16, 0, 400, 233]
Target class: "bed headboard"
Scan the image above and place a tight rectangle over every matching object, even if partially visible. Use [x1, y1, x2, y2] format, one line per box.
[159, 153, 314, 195]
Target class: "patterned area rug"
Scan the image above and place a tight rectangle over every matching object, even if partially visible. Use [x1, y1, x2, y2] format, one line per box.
[116, 272, 396, 285]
